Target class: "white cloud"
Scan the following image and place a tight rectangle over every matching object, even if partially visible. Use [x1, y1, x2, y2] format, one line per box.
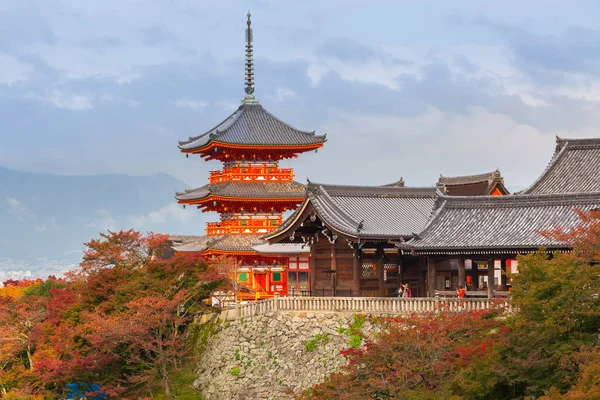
[307, 58, 411, 90]
[34, 224, 47, 232]
[316, 107, 568, 190]
[31, 91, 94, 110]
[5, 197, 34, 221]
[272, 87, 296, 103]
[0, 54, 34, 85]
[85, 210, 118, 231]
[129, 203, 198, 228]
[176, 99, 207, 111]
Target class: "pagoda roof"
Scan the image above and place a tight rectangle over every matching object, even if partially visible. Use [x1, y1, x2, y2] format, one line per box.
[437, 170, 509, 196]
[176, 180, 305, 202]
[404, 191, 600, 254]
[178, 104, 326, 151]
[266, 181, 438, 241]
[170, 233, 307, 254]
[170, 234, 259, 253]
[521, 137, 600, 194]
[170, 234, 216, 253]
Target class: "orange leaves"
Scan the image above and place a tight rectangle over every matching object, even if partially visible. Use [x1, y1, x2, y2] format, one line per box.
[0, 279, 42, 299]
[1, 229, 222, 398]
[540, 208, 600, 262]
[305, 311, 507, 399]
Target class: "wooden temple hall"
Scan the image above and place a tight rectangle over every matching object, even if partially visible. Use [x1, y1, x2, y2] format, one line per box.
[169, 13, 600, 299]
[265, 138, 600, 298]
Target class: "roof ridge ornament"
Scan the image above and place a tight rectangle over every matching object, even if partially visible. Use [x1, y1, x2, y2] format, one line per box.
[242, 11, 259, 105]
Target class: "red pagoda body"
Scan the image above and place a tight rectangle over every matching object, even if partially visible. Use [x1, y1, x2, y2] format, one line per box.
[173, 13, 325, 301]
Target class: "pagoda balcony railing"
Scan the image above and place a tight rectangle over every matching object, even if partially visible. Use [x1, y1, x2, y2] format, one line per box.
[206, 220, 282, 236]
[209, 167, 294, 184]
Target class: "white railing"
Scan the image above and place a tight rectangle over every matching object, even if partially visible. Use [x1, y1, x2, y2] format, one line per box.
[221, 296, 511, 320]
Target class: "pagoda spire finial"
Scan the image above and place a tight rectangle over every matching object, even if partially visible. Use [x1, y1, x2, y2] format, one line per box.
[243, 11, 259, 105]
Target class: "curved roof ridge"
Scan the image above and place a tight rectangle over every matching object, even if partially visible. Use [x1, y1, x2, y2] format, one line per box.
[309, 184, 361, 234]
[520, 139, 570, 194]
[259, 105, 326, 139]
[437, 170, 501, 186]
[438, 191, 600, 207]
[408, 196, 449, 241]
[308, 181, 437, 197]
[179, 103, 326, 150]
[179, 106, 244, 146]
[262, 197, 311, 240]
[555, 136, 600, 152]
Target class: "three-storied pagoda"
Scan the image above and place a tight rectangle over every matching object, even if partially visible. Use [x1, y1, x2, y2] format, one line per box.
[174, 13, 326, 300]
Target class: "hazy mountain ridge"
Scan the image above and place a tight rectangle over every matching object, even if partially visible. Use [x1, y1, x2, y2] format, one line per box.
[0, 166, 205, 278]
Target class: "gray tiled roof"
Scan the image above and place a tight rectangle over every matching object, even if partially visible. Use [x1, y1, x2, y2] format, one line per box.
[208, 234, 264, 252]
[170, 234, 263, 253]
[176, 181, 305, 201]
[438, 170, 502, 186]
[522, 137, 600, 194]
[436, 170, 509, 196]
[170, 234, 215, 252]
[407, 192, 600, 253]
[269, 182, 438, 240]
[178, 104, 326, 150]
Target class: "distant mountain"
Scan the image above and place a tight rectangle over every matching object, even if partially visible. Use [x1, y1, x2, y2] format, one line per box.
[0, 166, 206, 279]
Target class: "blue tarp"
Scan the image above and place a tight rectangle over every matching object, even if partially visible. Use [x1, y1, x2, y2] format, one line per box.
[62, 382, 106, 400]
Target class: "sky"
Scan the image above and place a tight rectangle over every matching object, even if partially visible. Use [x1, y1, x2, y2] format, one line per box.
[3, 0, 600, 275]
[4, 0, 600, 187]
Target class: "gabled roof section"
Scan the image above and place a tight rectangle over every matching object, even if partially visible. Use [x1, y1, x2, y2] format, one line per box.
[178, 104, 326, 151]
[176, 181, 305, 202]
[266, 182, 438, 241]
[437, 169, 509, 196]
[521, 137, 600, 194]
[206, 234, 264, 253]
[406, 192, 600, 253]
[170, 234, 216, 253]
[170, 234, 307, 254]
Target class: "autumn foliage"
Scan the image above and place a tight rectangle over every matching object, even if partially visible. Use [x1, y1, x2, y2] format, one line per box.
[303, 209, 600, 399]
[0, 230, 223, 399]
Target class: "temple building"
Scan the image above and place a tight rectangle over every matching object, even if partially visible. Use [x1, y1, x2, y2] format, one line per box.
[173, 13, 325, 300]
[266, 136, 600, 298]
[264, 182, 438, 297]
[520, 137, 600, 194]
[403, 192, 600, 297]
[437, 169, 509, 196]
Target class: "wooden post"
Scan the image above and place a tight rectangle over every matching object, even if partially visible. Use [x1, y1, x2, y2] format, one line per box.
[376, 247, 385, 297]
[470, 260, 478, 291]
[419, 256, 427, 297]
[331, 241, 337, 294]
[487, 258, 494, 299]
[352, 246, 361, 292]
[500, 259, 507, 291]
[309, 242, 316, 293]
[458, 258, 465, 289]
[397, 249, 404, 284]
[428, 257, 436, 297]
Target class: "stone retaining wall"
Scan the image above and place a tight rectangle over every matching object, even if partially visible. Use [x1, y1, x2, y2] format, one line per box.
[194, 311, 374, 400]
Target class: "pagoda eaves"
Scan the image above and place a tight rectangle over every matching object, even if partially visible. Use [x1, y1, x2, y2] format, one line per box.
[178, 104, 326, 161]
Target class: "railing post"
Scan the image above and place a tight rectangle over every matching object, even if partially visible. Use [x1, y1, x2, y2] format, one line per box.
[274, 294, 279, 311]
